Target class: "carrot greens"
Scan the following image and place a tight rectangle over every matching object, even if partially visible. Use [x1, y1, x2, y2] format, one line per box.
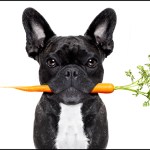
[115, 55, 150, 107]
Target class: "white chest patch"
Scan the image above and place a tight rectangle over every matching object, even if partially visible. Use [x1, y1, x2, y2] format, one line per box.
[55, 103, 89, 149]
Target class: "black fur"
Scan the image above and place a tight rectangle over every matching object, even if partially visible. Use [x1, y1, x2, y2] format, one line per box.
[22, 7, 116, 149]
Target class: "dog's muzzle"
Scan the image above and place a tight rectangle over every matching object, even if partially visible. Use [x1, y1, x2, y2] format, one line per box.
[47, 65, 95, 104]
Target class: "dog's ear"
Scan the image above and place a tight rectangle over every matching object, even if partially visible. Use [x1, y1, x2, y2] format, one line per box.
[22, 8, 55, 60]
[85, 8, 117, 57]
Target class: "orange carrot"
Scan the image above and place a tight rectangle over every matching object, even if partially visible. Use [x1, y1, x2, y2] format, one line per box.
[2, 83, 114, 94]
[90, 83, 114, 93]
[2, 85, 52, 93]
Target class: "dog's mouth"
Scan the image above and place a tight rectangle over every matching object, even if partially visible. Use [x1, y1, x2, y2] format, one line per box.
[56, 86, 89, 105]
[60, 86, 82, 95]
[48, 81, 95, 95]
[59, 86, 85, 94]
[46, 79, 96, 104]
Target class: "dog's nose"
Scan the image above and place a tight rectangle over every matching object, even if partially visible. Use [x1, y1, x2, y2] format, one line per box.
[65, 68, 78, 79]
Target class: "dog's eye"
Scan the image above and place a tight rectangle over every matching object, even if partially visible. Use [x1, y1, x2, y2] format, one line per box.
[86, 58, 98, 68]
[46, 58, 57, 68]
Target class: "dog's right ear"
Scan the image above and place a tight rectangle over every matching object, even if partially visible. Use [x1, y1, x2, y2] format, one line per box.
[22, 8, 55, 60]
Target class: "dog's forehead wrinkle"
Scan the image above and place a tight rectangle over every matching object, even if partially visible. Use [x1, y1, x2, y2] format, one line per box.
[45, 36, 83, 52]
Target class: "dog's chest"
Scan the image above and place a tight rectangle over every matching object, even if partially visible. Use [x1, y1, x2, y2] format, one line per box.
[55, 103, 89, 149]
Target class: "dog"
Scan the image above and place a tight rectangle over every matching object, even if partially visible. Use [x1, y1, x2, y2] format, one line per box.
[22, 7, 116, 149]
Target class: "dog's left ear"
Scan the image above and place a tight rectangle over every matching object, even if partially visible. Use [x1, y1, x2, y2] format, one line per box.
[85, 8, 117, 57]
[22, 7, 55, 60]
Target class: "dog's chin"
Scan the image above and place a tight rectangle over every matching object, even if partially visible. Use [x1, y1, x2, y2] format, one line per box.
[58, 87, 87, 105]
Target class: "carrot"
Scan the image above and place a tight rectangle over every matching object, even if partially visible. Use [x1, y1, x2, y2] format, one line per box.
[2, 85, 52, 93]
[91, 83, 115, 93]
[2, 83, 114, 94]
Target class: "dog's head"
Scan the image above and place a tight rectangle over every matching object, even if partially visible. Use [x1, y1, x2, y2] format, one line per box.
[22, 8, 116, 105]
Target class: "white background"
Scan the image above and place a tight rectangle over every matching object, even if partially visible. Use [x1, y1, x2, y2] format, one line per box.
[0, 1, 150, 149]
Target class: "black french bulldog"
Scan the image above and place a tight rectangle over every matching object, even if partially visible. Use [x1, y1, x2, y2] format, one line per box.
[22, 7, 116, 149]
